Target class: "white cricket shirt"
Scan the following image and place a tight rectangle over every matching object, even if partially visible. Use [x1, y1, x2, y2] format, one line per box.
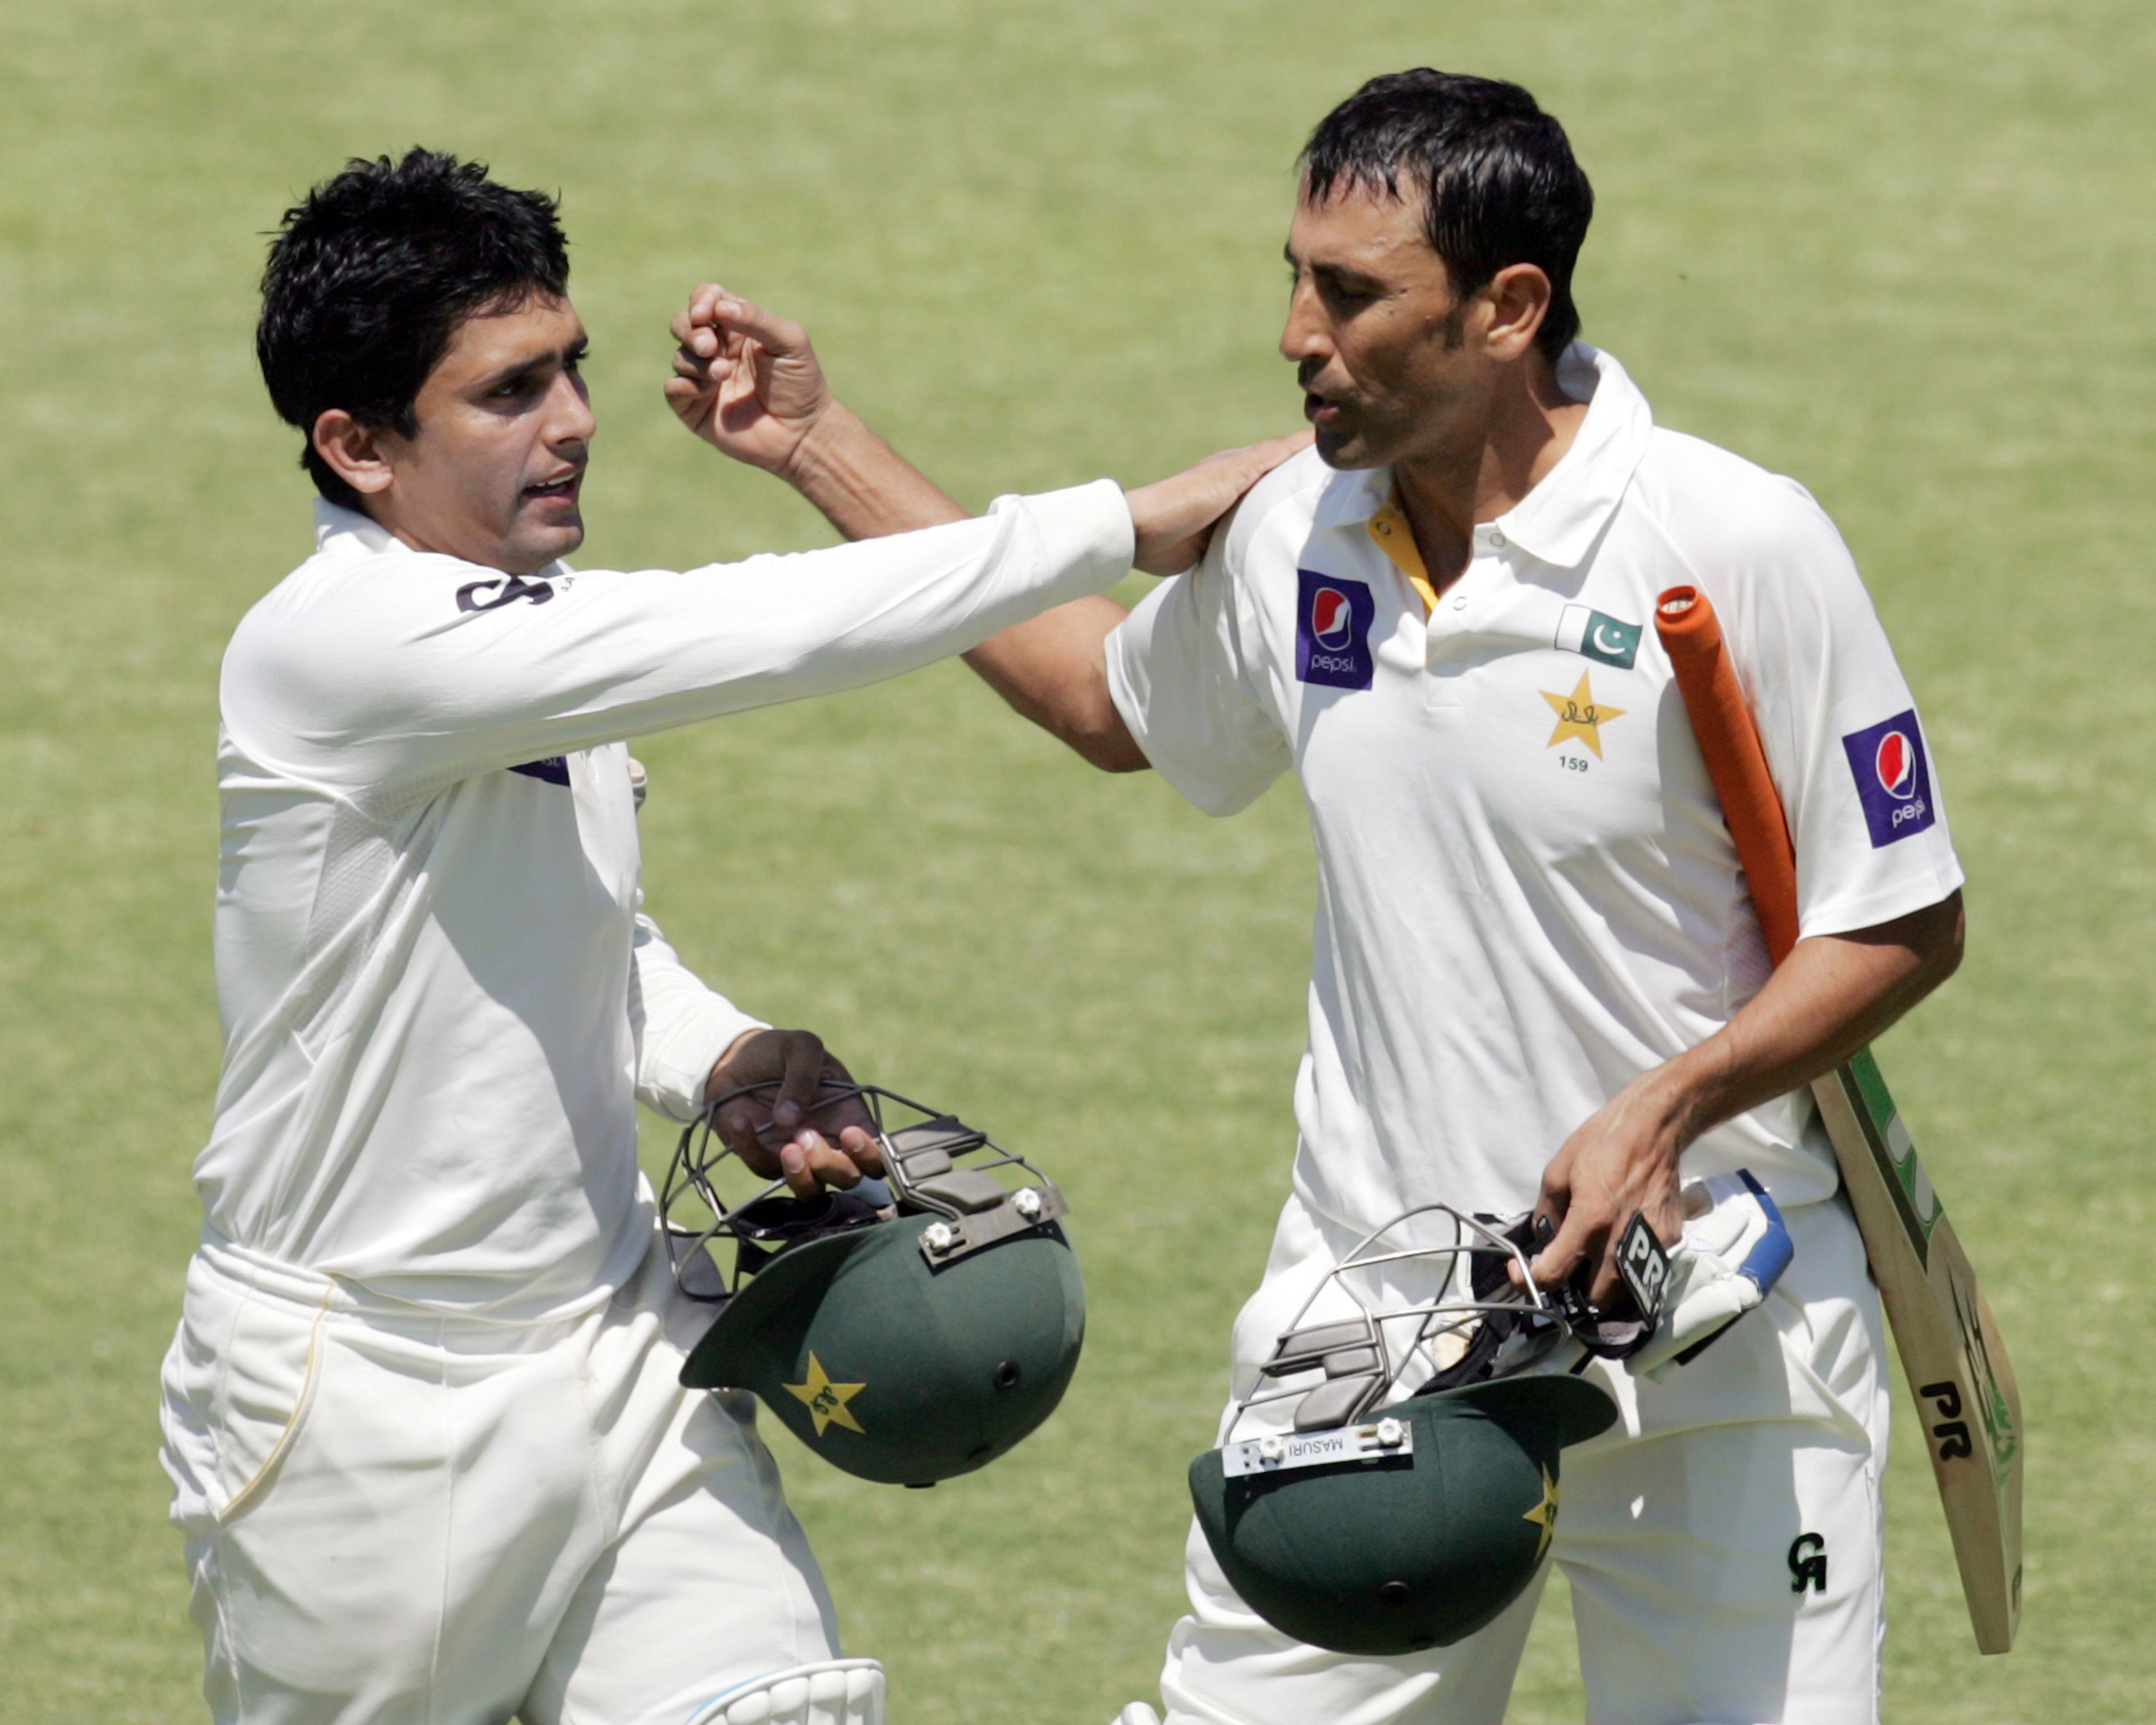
[204, 483, 1134, 1317]
[1106, 346, 1961, 1230]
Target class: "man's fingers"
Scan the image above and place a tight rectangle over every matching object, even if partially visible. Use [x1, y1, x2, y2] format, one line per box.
[1223, 428, 1315, 478]
[773, 1132, 868, 1196]
[711, 1097, 771, 1167]
[670, 288, 718, 348]
[1529, 1204, 1602, 1294]
[835, 1123, 884, 1177]
[706, 292, 810, 361]
[770, 1030, 828, 1133]
[1127, 429, 1313, 576]
[776, 1141, 817, 1197]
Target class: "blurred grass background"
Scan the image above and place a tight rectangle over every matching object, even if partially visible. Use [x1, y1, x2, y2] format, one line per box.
[2, 1, 2151, 1719]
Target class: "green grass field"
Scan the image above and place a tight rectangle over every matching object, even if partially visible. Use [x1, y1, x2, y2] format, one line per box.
[3, 2, 2152, 1719]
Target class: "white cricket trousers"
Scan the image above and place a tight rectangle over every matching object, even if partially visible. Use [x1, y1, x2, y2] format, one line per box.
[1155, 1194, 1889, 1725]
[158, 1225, 840, 1725]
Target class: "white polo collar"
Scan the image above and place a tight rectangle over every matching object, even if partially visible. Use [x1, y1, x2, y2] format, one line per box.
[314, 498, 408, 558]
[1308, 343, 1655, 573]
[307, 501, 577, 586]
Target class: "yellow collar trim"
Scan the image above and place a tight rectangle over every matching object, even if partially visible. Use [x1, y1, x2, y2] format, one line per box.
[1366, 491, 1440, 614]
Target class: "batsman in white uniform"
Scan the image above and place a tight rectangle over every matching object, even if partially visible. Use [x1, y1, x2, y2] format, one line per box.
[157, 148, 1292, 1725]
[955, 73, 1969, 1724]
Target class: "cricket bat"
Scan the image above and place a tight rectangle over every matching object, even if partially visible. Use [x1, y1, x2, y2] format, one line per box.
[1654, 585, 2023, 1654]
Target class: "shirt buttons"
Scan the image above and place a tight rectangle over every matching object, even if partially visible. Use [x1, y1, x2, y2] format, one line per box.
[1451, 594, 1468, 610]
[1484, 527, 1508, 550]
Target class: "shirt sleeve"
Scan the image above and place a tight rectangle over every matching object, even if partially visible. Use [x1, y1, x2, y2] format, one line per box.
[1711, 478, 1965, 938]
[1103, 515, 1292, 817]
[224, 481, 1134, 805]
[627, 897, 765, 1124]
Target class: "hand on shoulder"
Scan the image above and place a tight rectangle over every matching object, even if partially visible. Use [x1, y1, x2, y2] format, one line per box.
[1126, 430, 1312, 576]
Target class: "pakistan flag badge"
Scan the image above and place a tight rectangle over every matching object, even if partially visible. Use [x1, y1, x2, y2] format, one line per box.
[1555, 604, 1642, 670]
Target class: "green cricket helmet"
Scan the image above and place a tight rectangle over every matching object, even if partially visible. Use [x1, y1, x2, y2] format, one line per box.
[1189, 1204, 1619, 1656]
[666, 1085, 1084, 1488]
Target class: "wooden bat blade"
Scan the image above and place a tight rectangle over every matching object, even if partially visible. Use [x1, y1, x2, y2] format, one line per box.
[1655, 583, 2022, 1653]
[1812, 1050, 2023, 1652]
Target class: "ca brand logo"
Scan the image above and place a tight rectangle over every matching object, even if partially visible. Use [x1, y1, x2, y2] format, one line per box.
[456, 574, 555, 613]
[1787, 1532, 1828, 1595]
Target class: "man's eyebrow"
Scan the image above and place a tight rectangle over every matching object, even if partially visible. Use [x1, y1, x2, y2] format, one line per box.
[476, 340, 584, 392]
[1296, 254, 1382, 293]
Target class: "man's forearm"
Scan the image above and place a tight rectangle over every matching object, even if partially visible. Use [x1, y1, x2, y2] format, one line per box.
[963, 599, 1146, 772]
[783, 403, 968, 540]
[1532, 889, 1967, 1292]
[771, 410, 1145, 769]
[1650, 889, 1967, 1149]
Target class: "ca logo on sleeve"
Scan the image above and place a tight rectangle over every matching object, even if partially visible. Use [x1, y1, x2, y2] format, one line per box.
[456, 573, 555, 612]
[1841, 710, 1936, 846]
[1295, 571, 1376, 690]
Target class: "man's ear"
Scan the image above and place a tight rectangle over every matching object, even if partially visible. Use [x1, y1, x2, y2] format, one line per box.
[311, 409, 397, 497]
[1479, 262, 1554, 364]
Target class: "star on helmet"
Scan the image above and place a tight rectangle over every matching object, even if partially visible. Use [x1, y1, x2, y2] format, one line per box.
[663, 1082, 1085, 1488]
[783, 1354, 867, 1438]
[1522, 1464, 1560, 1558]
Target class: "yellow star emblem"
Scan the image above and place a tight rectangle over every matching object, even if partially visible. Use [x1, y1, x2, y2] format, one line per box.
[1540, 672, 1626, 758]
[1522, 1464, 1560, 1558]
[783, 1353, 866, 1438]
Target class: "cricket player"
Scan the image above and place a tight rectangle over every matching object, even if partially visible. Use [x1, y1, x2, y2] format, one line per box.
[693, 71, 1972, 1724]
[156, 148, 1292, 1725]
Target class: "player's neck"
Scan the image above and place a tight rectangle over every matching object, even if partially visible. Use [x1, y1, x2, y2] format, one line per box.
[1393, 353, 1588, 590]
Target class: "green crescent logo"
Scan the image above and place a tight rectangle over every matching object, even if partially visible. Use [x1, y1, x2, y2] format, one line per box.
[1580, 611, 1641, 669]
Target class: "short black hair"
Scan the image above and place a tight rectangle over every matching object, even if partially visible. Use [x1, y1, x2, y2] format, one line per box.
[257, 149, 570, 510]
[1301, 71, 1592, 361]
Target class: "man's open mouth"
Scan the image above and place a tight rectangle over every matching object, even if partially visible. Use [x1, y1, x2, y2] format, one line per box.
[525, 472, 582, 500]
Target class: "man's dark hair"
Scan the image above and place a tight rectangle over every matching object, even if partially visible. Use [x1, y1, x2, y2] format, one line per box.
[257, 149, 570, 510]
[1301, 71, 1592, 361]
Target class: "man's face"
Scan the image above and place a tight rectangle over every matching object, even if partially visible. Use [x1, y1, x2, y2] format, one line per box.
[370, 295, 595, 574]
[1281, 183, 1489, 471]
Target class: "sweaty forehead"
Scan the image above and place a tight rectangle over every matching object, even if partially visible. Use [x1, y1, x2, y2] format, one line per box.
[1288, 183, 1440, 271]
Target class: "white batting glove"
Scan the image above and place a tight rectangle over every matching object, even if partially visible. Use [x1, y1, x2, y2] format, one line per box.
[1630, 1170, 1795, 1380]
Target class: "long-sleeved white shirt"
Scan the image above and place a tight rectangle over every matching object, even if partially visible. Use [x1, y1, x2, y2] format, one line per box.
[202, 483, 1133, 1317]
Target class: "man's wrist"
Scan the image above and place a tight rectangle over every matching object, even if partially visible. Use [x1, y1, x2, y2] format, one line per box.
[1598, 1060, 1695, 1177]
[705, 1026, 770, 1105]
[1637, 1041, 1737, 1166]
[774, 400, 864, 498]
[775, 403, 967, 542]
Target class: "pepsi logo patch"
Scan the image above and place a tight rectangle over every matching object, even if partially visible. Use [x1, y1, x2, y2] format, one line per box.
[1842, 710, 1936, 847]
[1294, 570, 1376, 690]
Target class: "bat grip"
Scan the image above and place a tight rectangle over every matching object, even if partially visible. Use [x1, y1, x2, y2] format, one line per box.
[1655, 586, 1802, 966]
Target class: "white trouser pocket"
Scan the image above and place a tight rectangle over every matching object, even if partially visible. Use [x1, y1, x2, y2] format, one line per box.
[159, 1250, 333, 1531]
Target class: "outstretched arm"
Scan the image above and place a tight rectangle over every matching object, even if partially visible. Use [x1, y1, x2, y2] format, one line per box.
[667, 285, 1302, 565]
[664, 284, 1305, 775]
